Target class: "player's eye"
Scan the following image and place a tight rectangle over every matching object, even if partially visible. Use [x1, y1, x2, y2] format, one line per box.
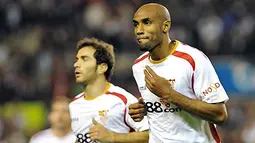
[133, 22, 138, 27]
[82, 56, 89, 61]
[143, 19, 151, 25]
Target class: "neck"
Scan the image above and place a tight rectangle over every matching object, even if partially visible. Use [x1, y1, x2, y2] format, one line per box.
[51, 127, 71, 137]
[150, 35, 173, 61]
[84, 76, 109, 98]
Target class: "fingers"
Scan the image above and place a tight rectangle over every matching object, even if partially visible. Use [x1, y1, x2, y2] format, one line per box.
[129, 103, 146, 122]
[90, 132, 98, 140]
[144, 69, 155, 87]
[90, 118, 101, 133]
[134, 117, 144, 122]
[89, 126, 96, 135]
[144, 68, 152, 79]
[130, 111, 144, 122]
[129, 108, 145, 114]
[92, 117, 99, 125]
[129, 106, 145, 114]
[145, 76, 153, 91]
[89, 125, 100, 140]
[145, 65, 157, 77]
[129, 102, 144, 110]
[138, 97, 144, 104]
[130, 110, 145, 119]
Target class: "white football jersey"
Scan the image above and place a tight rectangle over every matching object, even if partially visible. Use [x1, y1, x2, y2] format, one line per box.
[29, 129, 76, 143]
[132, 40, 229, 143]
[69, 83, 149, 143]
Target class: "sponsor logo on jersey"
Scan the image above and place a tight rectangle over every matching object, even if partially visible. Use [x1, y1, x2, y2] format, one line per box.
[145, 101, 182, 113]
[202, 82, 221, 96]
[77, 133, 97, 143]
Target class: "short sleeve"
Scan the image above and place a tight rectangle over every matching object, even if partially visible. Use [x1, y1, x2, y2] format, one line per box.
[193, 52, 229, 103]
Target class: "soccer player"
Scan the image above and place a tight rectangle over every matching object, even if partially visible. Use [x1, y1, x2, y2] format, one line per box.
[69, 37, 149, 143]
[128, 3, 229, 143]
[29, 96, 76, 143]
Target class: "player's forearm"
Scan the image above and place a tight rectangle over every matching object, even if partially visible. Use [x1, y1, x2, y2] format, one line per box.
[166, 90, 227, 125]
[111, 130, 149, 143]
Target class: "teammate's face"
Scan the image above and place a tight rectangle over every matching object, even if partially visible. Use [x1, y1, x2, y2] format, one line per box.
[74, 47, 98, 84]
[49, 101, 71, 130]
[133, 10, 163, 51]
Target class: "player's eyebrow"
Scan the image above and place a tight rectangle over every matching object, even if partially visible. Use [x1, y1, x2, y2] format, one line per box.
[81, 55, 90, 59]
[141, 18, 151, 22]
[133, 20, 138, 24]
[133, 17, 151, 23]
[75, 55, 89, 60]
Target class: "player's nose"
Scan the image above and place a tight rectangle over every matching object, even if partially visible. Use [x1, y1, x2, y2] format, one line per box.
[74, 61, 79, 68]
[136, 24, 144, 36]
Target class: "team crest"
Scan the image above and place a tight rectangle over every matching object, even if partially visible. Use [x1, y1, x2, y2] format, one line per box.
[169, 79, 176, 88]
[98, 110, 108, 124]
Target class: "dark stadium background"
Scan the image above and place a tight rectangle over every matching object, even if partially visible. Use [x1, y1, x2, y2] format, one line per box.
[0, 0, 255, 142]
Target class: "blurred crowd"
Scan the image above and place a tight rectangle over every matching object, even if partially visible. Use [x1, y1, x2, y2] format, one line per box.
[0, 0, 255, 142]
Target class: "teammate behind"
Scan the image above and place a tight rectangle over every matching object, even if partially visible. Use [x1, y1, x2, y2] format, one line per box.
[69, 37, 149, 143]
[129, 3, 229, 143]
[29, 96, 76, 143]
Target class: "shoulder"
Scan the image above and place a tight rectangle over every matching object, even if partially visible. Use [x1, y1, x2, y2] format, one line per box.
[173, 41, 210, 71]
[30, 129, 51, 141]
[132, 52, 150, 68]
[106, 84, 138, 105]
[70, 92, 84, 105]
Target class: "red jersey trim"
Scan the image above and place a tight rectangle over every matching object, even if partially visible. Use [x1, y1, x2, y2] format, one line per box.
[173, 51, 196, 93]
[71, 94, 84, 102]
[106, 92, 127, 104]
[106, 91, 134, 132]
[134, 53, 150, 65]
[209, 123, 221, 143]
[172, 51, 195, 71]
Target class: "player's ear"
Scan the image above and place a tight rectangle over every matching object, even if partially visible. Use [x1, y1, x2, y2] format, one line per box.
[162, 20, 171, 33]
[97, 63, 108, 75]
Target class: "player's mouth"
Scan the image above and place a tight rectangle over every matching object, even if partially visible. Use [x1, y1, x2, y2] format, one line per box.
[137, 37, 149, 43]
[75, 71, 82, 77]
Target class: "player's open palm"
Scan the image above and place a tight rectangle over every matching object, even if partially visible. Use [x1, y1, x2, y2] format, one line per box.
[128, 97, 146, 122]
[144, 66, 173, 99]
[89, 118, 114, 143]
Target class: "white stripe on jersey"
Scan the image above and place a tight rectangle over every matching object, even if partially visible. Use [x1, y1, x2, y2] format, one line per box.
[132, 40, 228, 143]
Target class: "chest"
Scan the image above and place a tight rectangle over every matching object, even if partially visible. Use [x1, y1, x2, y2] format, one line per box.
[70, 96, 125, 132]
[37, 135, 74, 143]
[134, 61, 193, 102]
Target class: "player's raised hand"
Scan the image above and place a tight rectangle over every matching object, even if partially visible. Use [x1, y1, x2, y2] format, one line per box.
[144, 65, 173, 100]
[89, 117, 114, 143]
[128, 97, 146, 122]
